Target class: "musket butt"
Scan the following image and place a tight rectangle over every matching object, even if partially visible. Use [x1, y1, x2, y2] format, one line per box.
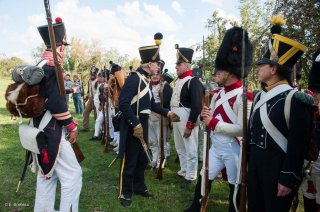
[16, 181, 22, 193]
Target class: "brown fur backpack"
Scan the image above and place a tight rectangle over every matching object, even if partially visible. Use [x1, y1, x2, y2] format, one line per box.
[5, 65, 45, 118]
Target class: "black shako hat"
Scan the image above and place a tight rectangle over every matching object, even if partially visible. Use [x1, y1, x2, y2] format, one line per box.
[256, 15, 307, 69]
[37, 17, 69, 48]
[215, 26, 253, 78]
[110, 63, 121, 75]
[162, 69, 174, 84]
[256, 34, 308, 70]
[138, 45, 160, 64]
[175, 44, 194, 64]
[308, 48, 320, 92]
[138, 32, 163, 64]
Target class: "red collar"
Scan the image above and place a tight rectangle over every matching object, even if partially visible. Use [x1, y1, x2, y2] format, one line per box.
[179, 70, 193, 79]
[151, 80, 160, 85]
[224, 80, 242, 92]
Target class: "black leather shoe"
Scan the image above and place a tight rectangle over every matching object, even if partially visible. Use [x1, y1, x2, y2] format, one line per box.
[120, 197, 132, 207]
[89, 136, 99, 141]
[134, 190, 153, 198]
[181, 179, 192, 189]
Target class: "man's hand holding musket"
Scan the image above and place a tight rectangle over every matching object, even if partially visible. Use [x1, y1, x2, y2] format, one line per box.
[200, 106, 212, 126]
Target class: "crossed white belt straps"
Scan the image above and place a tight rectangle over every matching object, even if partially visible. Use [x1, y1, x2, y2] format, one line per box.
[130, 71, 152, 114]
[252, 84, 297, 153]
[213, 87, 242, 124]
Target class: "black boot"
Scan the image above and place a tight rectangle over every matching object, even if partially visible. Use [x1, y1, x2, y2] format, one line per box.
[228, 183, 239, 212]
[184, 178, 213, 212]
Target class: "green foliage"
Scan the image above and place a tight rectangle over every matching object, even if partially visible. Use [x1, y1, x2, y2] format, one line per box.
[196, 0, 320, 90]
[239, 0, 276, 90]
[31, 44, 46, 63]
[195, 1, 276, 90]
[0, 56, 28, 77]
[278, 0, 320, 88]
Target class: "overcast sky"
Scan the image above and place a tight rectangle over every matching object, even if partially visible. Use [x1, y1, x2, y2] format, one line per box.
[0, 0, 240, 72]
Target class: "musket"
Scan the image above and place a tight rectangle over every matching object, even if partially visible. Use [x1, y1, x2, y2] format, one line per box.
[16, 150, 31, 193]
[100, 83, 106, 143]
[90, 65, 98, 121]
[103, 67, 110, 152]
[44, 0, 84, 162]
[80, 68, 85, 110]
[156, 82, 165, 180]
[237, 28, 248, 212]
[201, 35, 210, 212]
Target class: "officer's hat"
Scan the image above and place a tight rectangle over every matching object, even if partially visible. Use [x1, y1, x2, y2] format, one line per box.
[139, 45, 160, 64]
[162, 69, 174, 84]
[308, 48, 320, 92]
[37, 17, 69, 48]
[138, 32, 163, 64]
[256, 15, 307, 70]
[215, 26, 253, 78]
[175, 44, 194, 64]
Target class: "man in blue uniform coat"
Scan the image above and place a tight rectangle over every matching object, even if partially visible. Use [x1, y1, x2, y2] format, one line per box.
[118, 39, 179, 207]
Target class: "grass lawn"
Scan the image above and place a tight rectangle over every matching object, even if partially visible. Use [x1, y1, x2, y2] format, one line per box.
[0, 77, 304, 212]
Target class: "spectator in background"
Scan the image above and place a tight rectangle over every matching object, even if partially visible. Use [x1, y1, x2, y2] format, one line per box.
[72, 74, 83, 114]
[64, 73, 73, 107]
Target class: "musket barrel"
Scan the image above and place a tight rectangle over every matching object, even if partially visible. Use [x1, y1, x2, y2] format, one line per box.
[43, 0, 84, 162]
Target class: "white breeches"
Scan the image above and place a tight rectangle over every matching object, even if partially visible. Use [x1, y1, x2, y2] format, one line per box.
[34, 139, 82, 212]
[93, 107, 115, 138]
[148, 117, 170, 164]
[202, 137, 240, 184]
[172, 107, 199, 181]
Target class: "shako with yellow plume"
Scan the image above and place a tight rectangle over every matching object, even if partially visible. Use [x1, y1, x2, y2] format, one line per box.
[257, 14, 307, 69]
[138, 32, 163, 64]
[269, 14, 286, 35]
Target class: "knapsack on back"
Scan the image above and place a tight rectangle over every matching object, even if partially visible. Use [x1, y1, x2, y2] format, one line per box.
[5, 63, 46, 119]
